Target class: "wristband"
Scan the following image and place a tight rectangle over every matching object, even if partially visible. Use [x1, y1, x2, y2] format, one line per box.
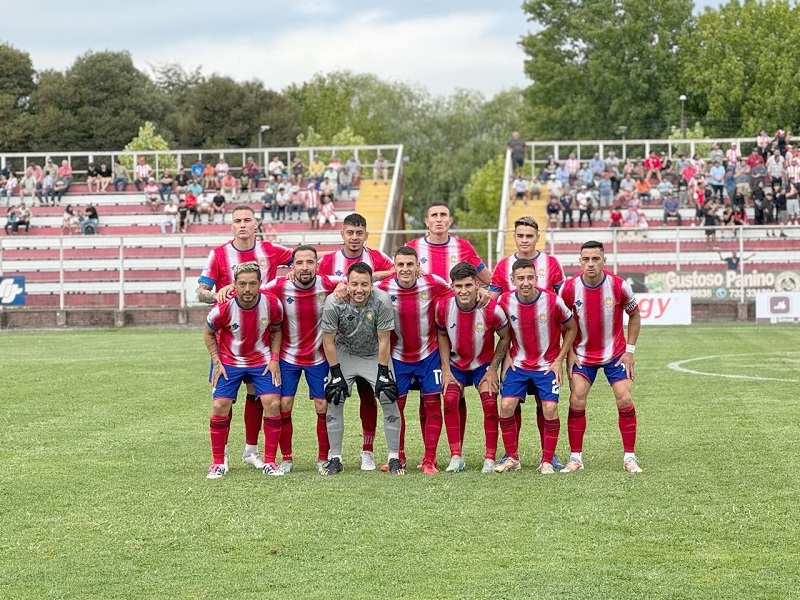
[626, 344, 636, 354]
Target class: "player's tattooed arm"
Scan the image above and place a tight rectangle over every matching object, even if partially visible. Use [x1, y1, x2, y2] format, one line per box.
[197, 282, 217, 304]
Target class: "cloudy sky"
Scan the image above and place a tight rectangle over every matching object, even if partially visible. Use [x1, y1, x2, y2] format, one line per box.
[6, 0, 723, 97]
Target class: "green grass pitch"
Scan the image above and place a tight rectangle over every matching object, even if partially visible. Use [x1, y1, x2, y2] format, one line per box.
[1, 323, 798, 599]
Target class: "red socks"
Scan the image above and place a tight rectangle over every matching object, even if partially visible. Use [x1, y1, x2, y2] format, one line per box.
[542, 417, 560, 464]
[356, 378, 377, 452]
[397, 395, 407, 464]
[567, 408, 586, 453]
[316, 412, 329, 461]
[536, 403, 545, 449]
[514, 403, 522, 446]
[499, 415, 519, 460]
[479, 392, 498, 460]
[209, 413, 231, 465]
[459, 395, 467, 447]
[618, 405, 637, 452]
[279, 412, 293, 462]
[262, 416, 282, 465]
[422, 393, 442, 463]
[243, 394, 263, 446]
[443, 384, 462, 457]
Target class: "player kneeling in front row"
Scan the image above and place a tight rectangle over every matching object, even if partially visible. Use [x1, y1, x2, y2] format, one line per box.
[436, 263, 511, 473]
[495, 258, 577, 473]
[321, 262, 405, 475]
[204, 261, 285, 479]
[559, 240, 643, 473]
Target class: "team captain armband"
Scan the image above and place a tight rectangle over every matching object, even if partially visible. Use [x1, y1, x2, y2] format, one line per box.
[624, 298, 638, 313]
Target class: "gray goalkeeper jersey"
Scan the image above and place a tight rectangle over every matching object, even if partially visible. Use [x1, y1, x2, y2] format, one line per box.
[321, 288, 394, 358]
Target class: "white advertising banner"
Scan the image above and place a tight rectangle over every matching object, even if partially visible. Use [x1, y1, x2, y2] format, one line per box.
[756, 292, 800, 323]
[624, 293, 692, 326]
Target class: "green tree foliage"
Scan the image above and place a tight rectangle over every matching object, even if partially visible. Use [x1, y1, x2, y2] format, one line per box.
[121, 121, 177, 172]
[520, 0, 693, 140]
[0, 43, 36, 150]
[455, 155, 506, 256]
[681, 0, 800, 137]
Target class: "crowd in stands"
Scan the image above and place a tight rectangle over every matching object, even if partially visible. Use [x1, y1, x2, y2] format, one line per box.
[510, 129, 800, 245]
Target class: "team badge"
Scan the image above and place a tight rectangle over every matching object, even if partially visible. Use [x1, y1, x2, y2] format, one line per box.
[538, 313, 547, 323]
[603, 297, 613, 308]
[366, 311, 374, 321]
[420, 291, 429, 301]
[259, 258, 267, 267]
[450, 255, 458, 263]
[538, 268, 545, 277]
[317, 293, 326, 302]
[475, 322, 485, 332]
[260, 317, 268, 327]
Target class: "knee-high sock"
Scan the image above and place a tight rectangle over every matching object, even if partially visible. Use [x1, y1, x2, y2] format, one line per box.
[514, 403, 522, 447]
[480, 392, 498, 460]
[542, 417, 560, 464]
[326, 402, 345, 458]
[397, 395, 407, 463]
[618, 405, 637, 453]
[209, 413, 231, 465]
[316, 411, 330, 461]
[567, 408, 586, 453]
[459, 395, 467, 446]
[381, 400, 401, 456]
[418, 397, 426, 442]
[243, 394, 263, 446]
[279, 412, 293, 461]
[536, 402, 545, 450]
[356, 378, 377, 452]
[262, 416, 282, 465]
[499, 415, 519, 460]
[443, 384, 462, 457]
[422, 393, 442, 463]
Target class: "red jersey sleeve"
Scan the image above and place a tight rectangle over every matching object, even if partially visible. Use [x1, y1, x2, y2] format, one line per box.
[265, 292, 284, 326]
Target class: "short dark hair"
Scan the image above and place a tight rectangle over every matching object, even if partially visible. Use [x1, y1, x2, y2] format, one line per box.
[347, 261, 373, 278]
[581, 240, 605, 253]
[293, 244, 317, 259]
[514, 216, 539, 231]
[395, 246, 418, 259]
[232, 204, 255, 216]
[426, 201, 450, 215]
[342, 213, 367, 228]
[511, 258, 534, 274]
[450, 262, 478, 282]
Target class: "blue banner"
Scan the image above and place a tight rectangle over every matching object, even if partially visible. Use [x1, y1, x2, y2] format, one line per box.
[0, 276, 26, 305]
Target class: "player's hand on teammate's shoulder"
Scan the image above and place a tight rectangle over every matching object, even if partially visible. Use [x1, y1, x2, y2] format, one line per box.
[476, 287, 490, 308]
[333, 282, 349, 302]
[216, 284, 235, 304]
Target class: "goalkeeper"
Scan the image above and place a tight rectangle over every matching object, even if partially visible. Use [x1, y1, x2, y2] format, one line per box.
[320, 262, 404, 476]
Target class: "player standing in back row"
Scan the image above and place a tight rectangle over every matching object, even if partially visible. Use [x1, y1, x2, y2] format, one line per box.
[317, 213, 395, 471]
[558, 241, 643, 473]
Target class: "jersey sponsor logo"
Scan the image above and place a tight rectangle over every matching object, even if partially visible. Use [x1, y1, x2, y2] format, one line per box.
[286, 297, 294, 303]
[575, 300, 583, 308]
[0, 277, 25, 305]
[335, 269, 344, 276]
[386, 415, 400, 423]
[603, 297, 614, 308]
[231, 323, 240, 331]
[420, 257, 428, 264]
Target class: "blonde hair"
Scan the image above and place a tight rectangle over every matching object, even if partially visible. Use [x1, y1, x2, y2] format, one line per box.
[233, 261, 261, 281]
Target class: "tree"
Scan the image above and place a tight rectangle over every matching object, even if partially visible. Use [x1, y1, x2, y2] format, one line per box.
[520, 0, 693, 140]
[681, 0, 800, 137]
[121, 121, 177, 172]
[454, 155, 506, 257]
[0, 43, 36, 151]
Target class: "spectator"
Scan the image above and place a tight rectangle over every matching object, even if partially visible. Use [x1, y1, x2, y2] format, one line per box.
[203, 162, 217, 190]
[305, 183, 320, 230]
[734, 158, 752, 197]
[4, 172, 18, 207]
[596, 172, 613, 219]
[320, 173, 337, 203]
[546, 194, 560, 229]
[214, 157, 230, 183]
[38, 172, 55, 206]
[548, 173, 563, 196]
[726, 142, 740, 166]
[773, 181, 789, 238]
[173, 168, 190, 200]
[540, 156, 558, 182]
[702, 197, 719, 249]
[43, 158, 58, 180]
[267, 155, 285, 181]
[144, 177, 160, 212]
[747, 146, 765, 170]
[158, 168, 175, 203]
[757, 129, 771, 159]
[634, 177, 651, 205]
[554, 162, 571, 187]
[564, 152, 580, 183]
[507, 131, 526, 175]
[588, 152, 605, 177]
[559, 188, 574, 228]
[20, 168, 38, 203]
[177, 198, 190, 233]
[373, 154, 388, 184]
[643, 151, 662, 182]
[663, 195, 682, 226]
[187, 178, 203, 201]
[707, 159, 725, 201]
[609, 204, 624, 228]
[318, 195, 336, 227]
[511, 175, 528, 205]
[762, 191, 776, 234]
[660, 152, 673, 179]
[766, 149, 785, 184]
[273, 184, 289, 221]
[527, 177, 541, 202]
[196, 193, 214, 222]
[328, 154, 342, 176]
[308, 155, 325, 183]
[718, 250, 755, 271]
[576, 186, 593, 227]
[343, 154, 361, 195]
[4, 202, 31, 234]
[112, 159, 129, 191]
[323, 163, 340, 195]
[724, 164, 737, 201]
[260, 182, 275, 222]
[134, 157, 152, 191]
[57, 160, 73, 189]
[97, 162, 112, 193]
[605, 150, 621, 192]
[709, 143, 724, 165]
[62, 204, 80, 235]
[263, 221, 279, 241]
[190, 159, 205, 183]
[161, 198, 178, 234]
[243, 156, 260, 188]
[86, 163, 99, 193]
[577, 163, 593, 187]
[219, 172, 238, 201]
[212, 191, 227, 222]
[53, 176, 69, 205]
[184, 191, 198, 224]
[81, 204, 99, 234]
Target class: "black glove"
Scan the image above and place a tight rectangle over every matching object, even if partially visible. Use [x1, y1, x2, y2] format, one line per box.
[375, 364, 398, 404]
[325, 364, 349, 405]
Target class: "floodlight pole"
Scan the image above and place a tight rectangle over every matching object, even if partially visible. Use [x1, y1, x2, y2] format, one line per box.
[258, 125, 271, 150]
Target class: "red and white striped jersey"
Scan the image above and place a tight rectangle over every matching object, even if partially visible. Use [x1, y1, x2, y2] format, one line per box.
[498, 289, 573, 371]
[406, 235, 485, 283]
[559, 271, 637, 366]
[263, 275, 339, 366]
[304, 188, 319, 210]
[490, 251, 566, 295]
[435, 297, 507, 371]
[377, 274, 452, 363]
[199, 240, 293, 290]
[318, 247, 394, 278]
[206, 292, 283, 367]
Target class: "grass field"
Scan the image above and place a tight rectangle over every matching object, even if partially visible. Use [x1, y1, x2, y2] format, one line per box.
[1, 323, 799, 599]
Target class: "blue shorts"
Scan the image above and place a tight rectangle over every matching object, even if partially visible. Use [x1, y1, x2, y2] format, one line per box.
[395, 352, 442, 396]
[279, 359, 328, 399]
[501, 367, 560, 402]
[451, 363, 490, 388]
[571, 356, 629, 385]
[213, 365, 280, 400]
